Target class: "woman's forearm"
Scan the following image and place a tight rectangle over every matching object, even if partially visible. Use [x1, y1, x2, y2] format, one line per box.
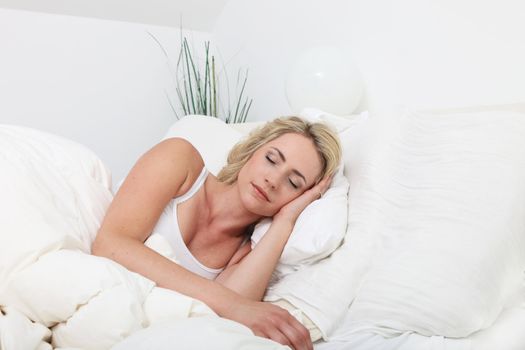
[92, 232, 313, 350]
[92, 233, 240, 317]
[216, 219, 294, 301]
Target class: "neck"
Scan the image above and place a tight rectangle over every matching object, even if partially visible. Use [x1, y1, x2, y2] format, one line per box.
[203, 176, 262, 237]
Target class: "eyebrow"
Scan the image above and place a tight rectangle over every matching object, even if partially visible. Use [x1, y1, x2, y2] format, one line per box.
[270, 147, 307, 183]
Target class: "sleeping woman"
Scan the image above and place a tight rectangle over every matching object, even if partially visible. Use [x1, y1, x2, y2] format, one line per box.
[92, 116, 341, 350]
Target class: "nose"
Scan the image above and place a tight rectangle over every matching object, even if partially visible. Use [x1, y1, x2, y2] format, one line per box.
[264, 172, 278, 190]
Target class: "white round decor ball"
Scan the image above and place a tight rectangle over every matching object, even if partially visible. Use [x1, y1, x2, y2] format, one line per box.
[286, 46, 364, 115]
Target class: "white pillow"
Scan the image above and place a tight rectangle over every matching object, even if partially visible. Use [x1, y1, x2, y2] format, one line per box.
[163, 115, 351, 278]
[163, 115, 244, 176]
[342, 106, 525, 338]
[299, 107, 369, 133]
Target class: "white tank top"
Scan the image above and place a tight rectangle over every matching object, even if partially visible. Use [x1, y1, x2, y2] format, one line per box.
[151, 168, 224, 280]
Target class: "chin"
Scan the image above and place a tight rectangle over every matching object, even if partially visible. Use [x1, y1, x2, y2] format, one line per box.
[239, 187, 276, 217]
[243, 197, 273, 217]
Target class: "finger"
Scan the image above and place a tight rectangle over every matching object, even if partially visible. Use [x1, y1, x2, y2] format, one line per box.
[278, 317, 312, 350]
[320, 174, 334, 188]
[289, 313, 313, 350]
[303, 186, 323, 201]
[312, 176, 332, 198]
[261, 327, 292, 348]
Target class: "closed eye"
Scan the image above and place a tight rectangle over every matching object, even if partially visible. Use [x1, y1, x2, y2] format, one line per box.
[266, 155, 276, 164]
[289, 179, 299, 189]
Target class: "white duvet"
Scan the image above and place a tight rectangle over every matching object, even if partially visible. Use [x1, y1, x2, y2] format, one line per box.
[0, 125, 287, 349]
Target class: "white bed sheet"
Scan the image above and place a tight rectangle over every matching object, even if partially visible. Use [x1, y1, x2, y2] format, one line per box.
[315, 284, 525, 350]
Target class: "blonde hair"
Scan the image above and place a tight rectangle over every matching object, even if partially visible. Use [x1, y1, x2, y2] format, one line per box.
[217, 116, 341, 185]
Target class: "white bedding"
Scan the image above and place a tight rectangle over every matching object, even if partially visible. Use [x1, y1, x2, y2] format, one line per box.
[316, 286, 525, 350]
[0, 124, 288, 349]
[1, 103, 525, 350]
[313, 104, 525, 349]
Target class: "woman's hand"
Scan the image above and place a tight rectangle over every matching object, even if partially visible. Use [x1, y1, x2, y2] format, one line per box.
[214, 175, 333, 312]
[227, 299, 313, 350]
[273, 175, 333, 225]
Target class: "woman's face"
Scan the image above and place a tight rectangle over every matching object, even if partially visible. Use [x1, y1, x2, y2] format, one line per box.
[237, 132, 323, 217]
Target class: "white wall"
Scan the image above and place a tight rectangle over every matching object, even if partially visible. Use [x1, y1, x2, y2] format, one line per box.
[0, 0, 228, 31]
[2, 1, 525, 181]
[212, 0, 525, 120]
[0, 8, 210, 184]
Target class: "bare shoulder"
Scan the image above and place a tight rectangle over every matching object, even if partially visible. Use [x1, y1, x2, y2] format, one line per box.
[148, 137, 205, 195]
[121, 137, 204, 200]
[125, 137, 205, 195]
[97, 138, 204, 242]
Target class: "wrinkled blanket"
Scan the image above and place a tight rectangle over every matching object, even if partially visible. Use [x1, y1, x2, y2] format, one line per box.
[0, 125, 288, 349]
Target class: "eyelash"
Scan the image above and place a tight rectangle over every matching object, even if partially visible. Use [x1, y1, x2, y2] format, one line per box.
[266, 154, 299, 189]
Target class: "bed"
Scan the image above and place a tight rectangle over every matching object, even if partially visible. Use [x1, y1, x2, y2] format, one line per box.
[2, 6, 525, 348]
[1, 102, 525, 349]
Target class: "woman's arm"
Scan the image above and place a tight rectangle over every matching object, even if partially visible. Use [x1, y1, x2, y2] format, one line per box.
[215, 220, 292, 300]
[92, 138, 312, 350]
[92, 138, 226, 307]
[216, 176, 332, 301]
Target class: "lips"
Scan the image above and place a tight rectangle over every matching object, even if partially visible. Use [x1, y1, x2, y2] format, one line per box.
[252, 183, 270, 202]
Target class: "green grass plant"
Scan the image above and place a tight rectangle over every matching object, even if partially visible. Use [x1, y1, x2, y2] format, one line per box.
[149, 32, 252, 123]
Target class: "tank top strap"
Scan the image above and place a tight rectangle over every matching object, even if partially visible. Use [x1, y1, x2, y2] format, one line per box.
[173, 167, 208, 204]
